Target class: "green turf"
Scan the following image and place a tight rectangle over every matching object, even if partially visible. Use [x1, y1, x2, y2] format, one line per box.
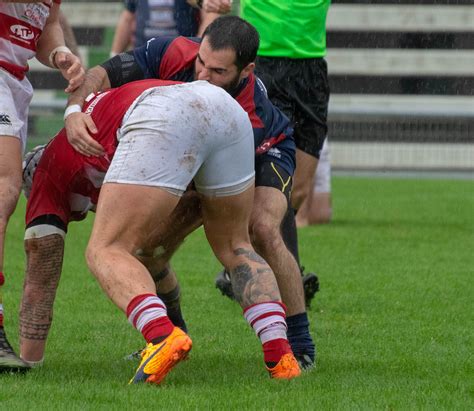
[1, 176, 473, 409]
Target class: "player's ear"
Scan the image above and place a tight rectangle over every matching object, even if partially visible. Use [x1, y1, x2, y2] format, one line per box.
[240, 62, 255, 80]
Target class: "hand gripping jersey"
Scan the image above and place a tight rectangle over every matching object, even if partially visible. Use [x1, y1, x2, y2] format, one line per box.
[114, 36, 295, 174]
[0, 1, 61, 79]
[25, 79, 180, 232]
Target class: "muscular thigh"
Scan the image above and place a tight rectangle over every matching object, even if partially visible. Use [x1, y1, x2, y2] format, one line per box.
[0, 70, 33, 149]
[251, 185, 288, 231]
[251, 159, 292, 243]
[90, 183, 180, 252]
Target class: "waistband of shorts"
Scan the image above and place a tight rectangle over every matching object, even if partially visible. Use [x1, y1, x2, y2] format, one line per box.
[0, 60, 28, 80]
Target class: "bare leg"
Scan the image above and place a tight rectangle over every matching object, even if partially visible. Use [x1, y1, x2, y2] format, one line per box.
[139, 191, 202, 273]
[291, 148, 318, 210]
[296, 141, 332, 227]
[0, 137, 22, 272]
[200, 188, 281, 307]
[20, 235, 64, 363]
[86, 183, 180, 312]
[297, 190, 333, 227]
[250, 187, 305, 316]
[201, 187, 300, 377]
[0, 136, 26, 370]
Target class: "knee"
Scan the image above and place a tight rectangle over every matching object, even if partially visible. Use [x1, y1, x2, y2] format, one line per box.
[291, 183, 311, 211]
[250, 219, 282, 253]
[0, 184, 21, 224]
[85, 242, 102, 274]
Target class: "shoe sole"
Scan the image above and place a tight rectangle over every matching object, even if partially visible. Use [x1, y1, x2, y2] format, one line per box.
[144, 334, 192, 385]
[0, 358, 30, 373]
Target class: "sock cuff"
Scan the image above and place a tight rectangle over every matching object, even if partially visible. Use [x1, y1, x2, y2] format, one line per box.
[243, 301, 286, 316]
[286, 312, 309, 327]
[0, 272, 4, 286]
[244, 302, 288, 339]
[126, 293, 157, 318]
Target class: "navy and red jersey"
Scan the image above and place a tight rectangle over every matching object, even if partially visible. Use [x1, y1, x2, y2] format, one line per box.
[129, 36, 295, 174]
[26, 79, 181, 228]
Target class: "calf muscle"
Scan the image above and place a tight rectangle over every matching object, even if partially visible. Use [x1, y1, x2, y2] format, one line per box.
[20, 234, 65, 360]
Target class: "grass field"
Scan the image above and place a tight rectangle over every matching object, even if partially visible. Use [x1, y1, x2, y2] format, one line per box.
[1, 176, 473, 409]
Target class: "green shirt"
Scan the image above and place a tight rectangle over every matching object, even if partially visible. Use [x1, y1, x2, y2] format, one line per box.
[240, 0, 330, 59]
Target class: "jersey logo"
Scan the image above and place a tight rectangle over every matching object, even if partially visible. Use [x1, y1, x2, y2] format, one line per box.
[267, 147, 282, 159]
[10, 24, 35, 41]
[0, 114, 12, 126]
[84, 91, 111, 114]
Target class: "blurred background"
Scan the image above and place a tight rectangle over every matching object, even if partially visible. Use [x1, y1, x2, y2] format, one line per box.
[28, 0, 473, 175]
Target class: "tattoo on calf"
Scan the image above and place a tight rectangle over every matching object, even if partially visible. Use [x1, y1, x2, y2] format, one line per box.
[20, 235, 64, 341]
[233, 248, 267, 265]
[230, 263, 280, 306]
[231, 263, 256, 306]
[18, 320, 51, 340]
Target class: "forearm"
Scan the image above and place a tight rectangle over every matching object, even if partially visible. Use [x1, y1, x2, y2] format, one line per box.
[111, 10, 135, 55]
[35, 3, 65, 68]
[67, 66, 111, 107]
[198, 10, 220, 36]
[187, 0, 232, 14]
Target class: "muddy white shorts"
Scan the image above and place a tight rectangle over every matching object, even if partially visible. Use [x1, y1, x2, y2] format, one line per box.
[104, 81, 255, 197]
[314, 137, 331, 193]
[0, 68, 33, 151]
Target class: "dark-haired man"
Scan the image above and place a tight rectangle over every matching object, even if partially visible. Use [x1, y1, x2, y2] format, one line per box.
[63, 15, 315, 369]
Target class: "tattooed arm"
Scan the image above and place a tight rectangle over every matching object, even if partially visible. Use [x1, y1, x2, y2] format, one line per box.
[20, 235, 65, 363]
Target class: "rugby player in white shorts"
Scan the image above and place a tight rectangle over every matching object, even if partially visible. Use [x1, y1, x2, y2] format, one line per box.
[85, 80, 301, 384]
[0, 0, 84, 372]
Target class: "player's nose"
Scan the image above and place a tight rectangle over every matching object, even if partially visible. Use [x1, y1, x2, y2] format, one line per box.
[197, 68, 211, 81]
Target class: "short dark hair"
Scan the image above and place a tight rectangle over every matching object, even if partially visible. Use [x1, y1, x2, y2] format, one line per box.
[202, 16, 259, 71]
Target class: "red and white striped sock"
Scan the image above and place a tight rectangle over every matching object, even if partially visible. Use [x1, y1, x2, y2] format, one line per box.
[126, 293, 174, 344]
[0, 272, 5, 327]
[244, 301, 292, 366]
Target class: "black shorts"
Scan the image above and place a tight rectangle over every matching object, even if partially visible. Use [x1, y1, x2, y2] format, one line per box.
[255, 56, 330, 159]
[255, 159, 292, 203]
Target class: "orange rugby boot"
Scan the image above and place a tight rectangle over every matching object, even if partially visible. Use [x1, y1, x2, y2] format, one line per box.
[129, 327, 192, 385]
[266, 353, 301, 380]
